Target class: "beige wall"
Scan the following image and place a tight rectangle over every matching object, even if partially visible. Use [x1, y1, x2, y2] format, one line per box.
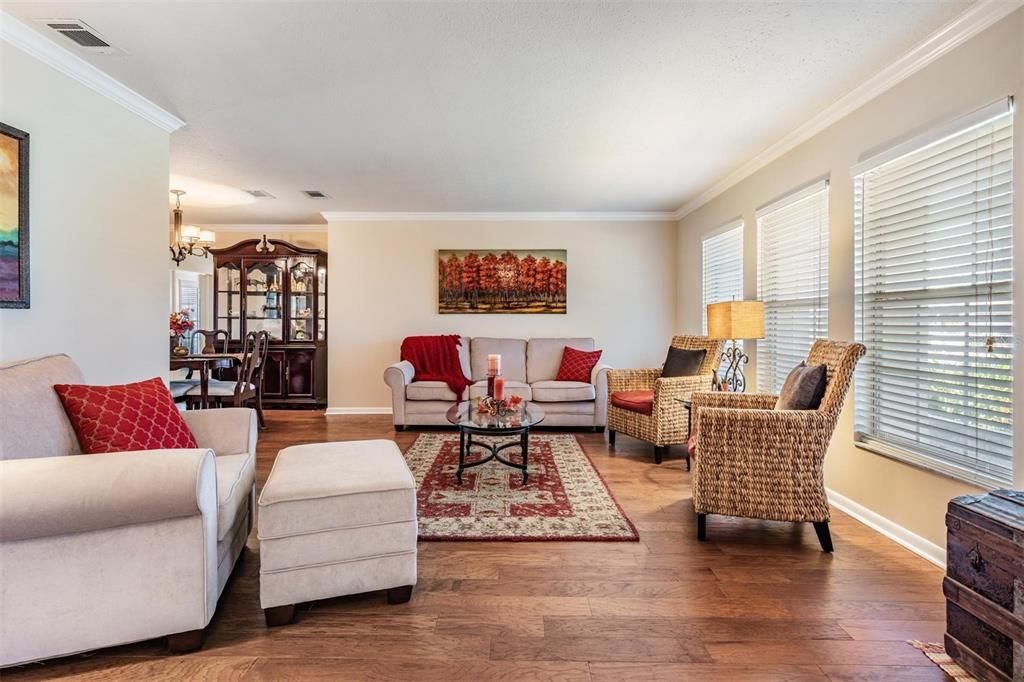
[0, 45, 170, 383]
[327, 219, 677, 408]
[676, 9, 1024, 549]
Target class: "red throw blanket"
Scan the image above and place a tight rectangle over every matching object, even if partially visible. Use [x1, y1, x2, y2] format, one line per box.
[400, 335, 471, 400]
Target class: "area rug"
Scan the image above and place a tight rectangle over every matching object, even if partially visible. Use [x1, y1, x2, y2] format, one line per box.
[403, 433, 639, 541]
[908, 641, 977, 682]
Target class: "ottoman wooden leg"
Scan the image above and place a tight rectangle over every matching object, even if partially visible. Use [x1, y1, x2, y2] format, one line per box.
[386, 585, 414, 605]
[264, 604, 296, 627]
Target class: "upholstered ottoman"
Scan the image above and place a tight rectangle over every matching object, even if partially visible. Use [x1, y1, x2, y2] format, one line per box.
[257, 440, 417, 626]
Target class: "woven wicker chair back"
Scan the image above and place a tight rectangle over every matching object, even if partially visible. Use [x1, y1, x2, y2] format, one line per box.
[670, 335, 724, 377]
[806, 339, 866, 416]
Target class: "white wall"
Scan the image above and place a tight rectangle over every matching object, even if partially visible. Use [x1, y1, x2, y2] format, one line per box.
[327, 219, 676, 408]
[0, 44, 170, 382]
[676, 9, 1024, 551]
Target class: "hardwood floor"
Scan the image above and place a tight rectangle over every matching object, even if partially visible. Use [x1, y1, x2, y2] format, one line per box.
[6, 411, 949, 681]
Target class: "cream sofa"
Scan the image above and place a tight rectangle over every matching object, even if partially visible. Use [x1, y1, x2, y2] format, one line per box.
[384, 337, 610, 430]
[0, 355, 257, 667]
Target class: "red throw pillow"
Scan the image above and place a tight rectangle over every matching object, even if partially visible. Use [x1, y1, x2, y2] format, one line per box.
[54, 378, 198, 454]
[556, 346, 603, 382]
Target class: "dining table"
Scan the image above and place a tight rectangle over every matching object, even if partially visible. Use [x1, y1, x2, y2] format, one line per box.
[169, 352, 244, 409]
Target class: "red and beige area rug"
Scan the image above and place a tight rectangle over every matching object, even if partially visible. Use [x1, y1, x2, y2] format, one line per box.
[403, 433, 638, 541]
[908, 642, 977, 682]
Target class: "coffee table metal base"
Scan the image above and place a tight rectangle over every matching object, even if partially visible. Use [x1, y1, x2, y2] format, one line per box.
[457, 427, 529, 484]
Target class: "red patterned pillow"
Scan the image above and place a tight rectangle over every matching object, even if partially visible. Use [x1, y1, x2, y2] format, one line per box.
[556, 346, 603, 382]
[54, 378, 198, 454]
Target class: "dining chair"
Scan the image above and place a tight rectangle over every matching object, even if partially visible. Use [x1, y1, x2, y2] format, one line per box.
[186, 331, 269, 427]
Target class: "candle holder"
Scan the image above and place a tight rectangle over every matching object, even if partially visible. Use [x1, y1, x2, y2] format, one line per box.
[486, 370, 501, 398]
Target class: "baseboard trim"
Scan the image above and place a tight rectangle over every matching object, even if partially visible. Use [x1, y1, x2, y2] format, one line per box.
[325, 407, 393, 416]
[826, 487, 945, 569]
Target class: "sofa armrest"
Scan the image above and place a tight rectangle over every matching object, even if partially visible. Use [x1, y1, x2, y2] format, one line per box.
[0, 449, 218, 542]
[591, 363, 613, 427]
[182, 407, 258, 456]
[607, 368, 660, 393]
[383, 360, 415, 427]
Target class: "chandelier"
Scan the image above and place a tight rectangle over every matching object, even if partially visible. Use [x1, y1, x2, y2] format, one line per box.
[169, 189, 216, 266]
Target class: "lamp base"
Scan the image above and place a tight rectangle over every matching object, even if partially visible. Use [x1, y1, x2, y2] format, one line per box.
[720, 341, 748, 392]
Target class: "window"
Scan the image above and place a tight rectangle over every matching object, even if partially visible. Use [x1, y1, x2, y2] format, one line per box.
[853, 99, 1014, 487]
[703, 221, 744, 380]
[757, 181, 829, 392]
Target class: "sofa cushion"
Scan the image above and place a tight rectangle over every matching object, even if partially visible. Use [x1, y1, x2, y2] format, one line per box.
[556, 347, 603, 382]
[54, 378, 199, 454]
[527, 338, 595, 383]
[216, 452, 255, 541]
[0, 354, 84, 460]
[531, 380, 596, 402]
[406, 381, 458, 401]
[611, 390, 654, 416]
[470, 338, 527, 382]
[468, 380, 532, 401]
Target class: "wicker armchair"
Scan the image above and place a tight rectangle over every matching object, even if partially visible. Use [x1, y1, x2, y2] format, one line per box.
[607, 335, 723, 464]
[691, 339, 866, 552]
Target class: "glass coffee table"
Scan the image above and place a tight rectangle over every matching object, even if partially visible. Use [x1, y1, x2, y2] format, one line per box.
[445, 399, 545, 484]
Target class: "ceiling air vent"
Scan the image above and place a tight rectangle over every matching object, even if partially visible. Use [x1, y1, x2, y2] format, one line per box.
[38, 19, 120, 54]
[303, 190, 330, 199]
[245, 189, 275, 198]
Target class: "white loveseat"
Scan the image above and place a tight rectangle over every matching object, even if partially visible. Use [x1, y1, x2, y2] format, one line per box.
[0, 355, 257, 667]
[384, 337, 610, 430]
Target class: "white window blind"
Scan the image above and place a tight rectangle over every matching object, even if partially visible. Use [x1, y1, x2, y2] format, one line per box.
[854, 99, 1014, 488]
[703, 222, 744, 381]
[757, 181, 829, 393]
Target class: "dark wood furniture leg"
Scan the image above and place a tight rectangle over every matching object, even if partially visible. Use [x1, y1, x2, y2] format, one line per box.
[813, 521, 833, 553]
[166, 628, 205, 653]
[608, 430, 616, 446]
[255, 388, 266, 428]
[697, 513, 707, 541]
[386, 585, 414, 605]
[264, 604, 296, 627]
[654, 445, 667, 464]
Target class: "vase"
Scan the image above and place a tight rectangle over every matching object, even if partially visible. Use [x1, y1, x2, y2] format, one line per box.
[171, 335, 189, 357]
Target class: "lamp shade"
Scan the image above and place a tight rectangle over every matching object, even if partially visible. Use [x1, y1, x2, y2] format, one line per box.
[180, 224, 201, 240]
[707, 300, 765, 340]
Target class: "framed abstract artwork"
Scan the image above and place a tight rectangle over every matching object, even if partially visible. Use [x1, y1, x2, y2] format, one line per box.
[438, 249, 567, 314]
[0, 122, 29, 309]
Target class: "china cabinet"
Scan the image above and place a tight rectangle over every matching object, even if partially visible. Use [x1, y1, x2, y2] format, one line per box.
[210, 237, 327, 408]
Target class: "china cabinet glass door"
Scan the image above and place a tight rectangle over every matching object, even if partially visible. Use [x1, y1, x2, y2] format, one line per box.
[245, 258, 285, 340]
[289, 258, 316, 342]
[317, 264, 327, 341]
[216, 263, 242, 339]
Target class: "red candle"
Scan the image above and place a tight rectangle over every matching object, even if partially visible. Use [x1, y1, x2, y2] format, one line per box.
[493, 376, 505, 401]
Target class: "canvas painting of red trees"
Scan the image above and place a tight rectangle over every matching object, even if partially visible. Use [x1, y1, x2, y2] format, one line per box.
[438, 249, 566, 314]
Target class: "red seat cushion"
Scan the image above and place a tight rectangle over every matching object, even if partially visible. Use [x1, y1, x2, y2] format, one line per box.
[556, 346, 603, 382]
[610, 390, 654, 416]
[54, 377, 198, 454]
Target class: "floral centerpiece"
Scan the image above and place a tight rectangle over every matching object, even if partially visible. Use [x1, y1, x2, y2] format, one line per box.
[169, 309, 194, 357]
[476, 394, 523, 419]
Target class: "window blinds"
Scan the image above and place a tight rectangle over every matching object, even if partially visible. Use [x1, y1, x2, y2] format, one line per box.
[702, 222, 744, 333]
[757, 181, 829, 393]
[854, 99, 1014, 488]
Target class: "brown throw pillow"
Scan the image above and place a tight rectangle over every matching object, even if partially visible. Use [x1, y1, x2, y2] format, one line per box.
[661, 348, 706, 378]
[775, 362, 828, 410]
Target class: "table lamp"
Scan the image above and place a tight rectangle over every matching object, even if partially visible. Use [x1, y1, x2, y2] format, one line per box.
[707, 300, 765, 392]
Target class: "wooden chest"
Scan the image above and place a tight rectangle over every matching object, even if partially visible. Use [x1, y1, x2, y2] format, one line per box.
[944, 489, 1024, 682]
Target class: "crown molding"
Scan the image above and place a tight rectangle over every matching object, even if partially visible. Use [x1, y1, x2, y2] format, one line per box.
[674, 0, 1024, 221]
[321, 211, 677, 223]
[0, 11, 185, 133]
[196, 224, 326, 233]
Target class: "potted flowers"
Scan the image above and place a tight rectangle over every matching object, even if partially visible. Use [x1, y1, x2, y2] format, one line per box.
[169, 309, 194, 357]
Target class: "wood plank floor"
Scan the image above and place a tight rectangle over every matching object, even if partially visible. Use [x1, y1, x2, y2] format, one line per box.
[6, 411, 950, 681]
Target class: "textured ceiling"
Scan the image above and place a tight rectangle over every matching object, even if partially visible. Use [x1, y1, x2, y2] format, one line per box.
[4, 1, 972, 223]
